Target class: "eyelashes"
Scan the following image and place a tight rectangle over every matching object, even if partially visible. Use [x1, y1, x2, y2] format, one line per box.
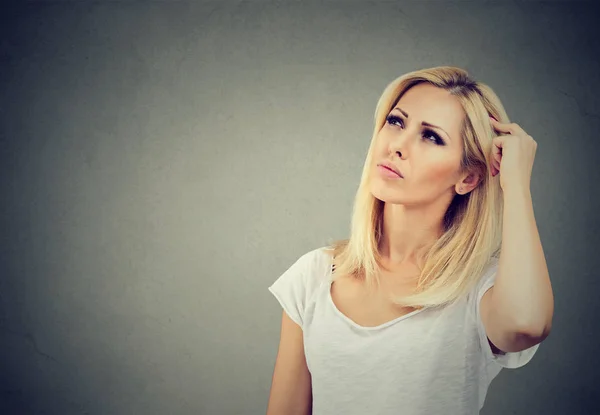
[385, 115, 445, 146]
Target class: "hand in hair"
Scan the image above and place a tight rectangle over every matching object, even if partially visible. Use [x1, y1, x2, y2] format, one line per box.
[489, 116, 537, 193]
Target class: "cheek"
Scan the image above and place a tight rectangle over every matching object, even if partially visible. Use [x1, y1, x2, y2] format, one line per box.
[417, 162, 459, 185]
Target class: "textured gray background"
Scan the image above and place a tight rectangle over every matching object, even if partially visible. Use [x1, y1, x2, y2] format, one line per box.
[1, 0, 598, 414]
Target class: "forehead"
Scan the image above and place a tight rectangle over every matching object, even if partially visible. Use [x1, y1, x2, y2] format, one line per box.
[394, 83, 465, 134]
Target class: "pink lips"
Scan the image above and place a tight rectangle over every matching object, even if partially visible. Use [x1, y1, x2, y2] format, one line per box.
[378, 165, 402, 178]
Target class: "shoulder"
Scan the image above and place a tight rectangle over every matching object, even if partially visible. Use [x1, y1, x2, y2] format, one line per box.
[301, 246, 335, 282]
[271, 245, 333, 294]
[295, 246, 334, 292]
[268, 246, 332, 328]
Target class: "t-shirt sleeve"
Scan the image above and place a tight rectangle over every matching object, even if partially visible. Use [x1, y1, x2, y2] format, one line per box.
[268, 250, 314, 329]
[472, 259, 540, 369]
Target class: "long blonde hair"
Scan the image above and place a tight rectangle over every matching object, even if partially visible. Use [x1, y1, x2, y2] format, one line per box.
[325, 66, 508, 309]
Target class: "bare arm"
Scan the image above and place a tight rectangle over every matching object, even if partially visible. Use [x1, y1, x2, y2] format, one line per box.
[481, 186, 553, 354]
[266, 310, 312, 415]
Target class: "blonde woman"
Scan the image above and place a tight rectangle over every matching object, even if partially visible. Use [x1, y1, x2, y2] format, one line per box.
[266, 66, 553, 415]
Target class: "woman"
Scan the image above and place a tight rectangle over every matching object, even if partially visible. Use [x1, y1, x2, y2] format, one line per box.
[266, 66, 553, 414]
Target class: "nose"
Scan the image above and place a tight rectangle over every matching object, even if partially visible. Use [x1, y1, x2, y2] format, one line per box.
[387, 129, 414, 159]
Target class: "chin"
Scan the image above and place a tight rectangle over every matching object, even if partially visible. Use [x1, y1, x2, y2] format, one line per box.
[369, 184, 405, 204]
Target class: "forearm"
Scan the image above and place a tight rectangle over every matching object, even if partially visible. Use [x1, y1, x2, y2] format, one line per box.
[493, 185, 554, 337]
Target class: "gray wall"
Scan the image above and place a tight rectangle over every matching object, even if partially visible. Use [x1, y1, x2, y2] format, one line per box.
[1, 1, 598, 414]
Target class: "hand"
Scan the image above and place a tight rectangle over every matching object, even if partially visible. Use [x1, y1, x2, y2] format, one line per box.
[489, 116, 538, 192]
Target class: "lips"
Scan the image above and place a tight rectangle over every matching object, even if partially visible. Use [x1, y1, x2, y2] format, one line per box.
[378, 162, 403, 178]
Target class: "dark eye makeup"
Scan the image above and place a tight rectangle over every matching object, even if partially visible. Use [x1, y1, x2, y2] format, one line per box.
[385, 114, 446, 146]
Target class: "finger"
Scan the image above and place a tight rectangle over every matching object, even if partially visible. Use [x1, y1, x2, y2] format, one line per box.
[489, 136, 501, 176]
[490, 157, 499, 176]
[492, 136, 503, 158]
[492, 165, 499, 176]
[489, 118, 514, 134]
[490, 118, 527, 136]
[493, 151, 501, 164]
[492, 157, 500, 174]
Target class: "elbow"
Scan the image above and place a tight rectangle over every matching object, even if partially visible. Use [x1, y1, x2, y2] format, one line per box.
[516, 312, 553, 340]
[515, 319, 552, 346]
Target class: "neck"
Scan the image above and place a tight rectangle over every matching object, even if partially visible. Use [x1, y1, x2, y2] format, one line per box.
[379, 200, 448, 267]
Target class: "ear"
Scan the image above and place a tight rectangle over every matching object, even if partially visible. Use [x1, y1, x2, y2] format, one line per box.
[455, 170, 482, 195]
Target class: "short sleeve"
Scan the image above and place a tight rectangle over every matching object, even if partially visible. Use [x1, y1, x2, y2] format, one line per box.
[268, 251, 314, 329]
[472, 259, 540, 369]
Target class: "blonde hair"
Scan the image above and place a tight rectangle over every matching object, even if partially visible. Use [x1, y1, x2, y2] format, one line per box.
[324, 65, 508, 309]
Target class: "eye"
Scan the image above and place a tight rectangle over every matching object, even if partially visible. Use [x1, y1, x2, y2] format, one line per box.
[386, 114, 403, 128]
[385, 115, 445, 145]
[423, 130, 443, 145]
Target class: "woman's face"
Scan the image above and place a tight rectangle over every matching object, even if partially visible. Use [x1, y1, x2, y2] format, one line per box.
[369, 83, 468, 206]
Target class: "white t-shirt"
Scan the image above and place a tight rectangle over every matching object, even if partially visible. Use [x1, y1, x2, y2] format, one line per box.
[268, 246, 540, 415]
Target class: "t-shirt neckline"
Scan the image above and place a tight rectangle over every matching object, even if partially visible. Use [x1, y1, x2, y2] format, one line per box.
[326, 255, 425, 331]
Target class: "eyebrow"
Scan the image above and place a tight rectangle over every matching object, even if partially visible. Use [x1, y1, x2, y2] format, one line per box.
[392, 107, 451, 140]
